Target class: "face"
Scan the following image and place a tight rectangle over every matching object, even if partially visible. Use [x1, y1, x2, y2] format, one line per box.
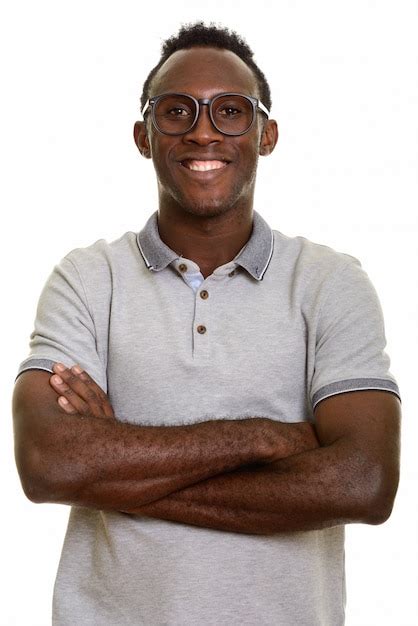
[134, 47, 278, 218]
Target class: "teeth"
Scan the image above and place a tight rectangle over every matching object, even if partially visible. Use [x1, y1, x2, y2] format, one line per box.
[183, 160, 228, 171]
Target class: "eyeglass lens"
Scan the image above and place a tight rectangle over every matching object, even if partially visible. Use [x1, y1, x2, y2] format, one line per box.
[153, 94, 254, 135]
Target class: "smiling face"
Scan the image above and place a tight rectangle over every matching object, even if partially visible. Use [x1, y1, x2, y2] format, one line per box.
[134, 46, 278, 219]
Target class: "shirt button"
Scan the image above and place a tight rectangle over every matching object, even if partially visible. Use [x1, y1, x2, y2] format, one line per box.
[197, 325, 207, 334]
[200, 290, 209, 299]
[179, 263, 188, 273]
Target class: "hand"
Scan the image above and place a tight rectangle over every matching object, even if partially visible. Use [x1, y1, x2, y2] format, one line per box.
[49, 362, 115, 420]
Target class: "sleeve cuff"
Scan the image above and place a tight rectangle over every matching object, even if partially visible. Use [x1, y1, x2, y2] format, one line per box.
[15, 358, 57, 382]
[312, 377, 401, 411]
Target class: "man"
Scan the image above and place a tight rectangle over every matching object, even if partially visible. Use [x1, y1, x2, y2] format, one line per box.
[13, 21, 401, 626]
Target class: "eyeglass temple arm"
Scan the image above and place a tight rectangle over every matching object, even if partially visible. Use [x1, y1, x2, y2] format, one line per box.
[141, 99, 151, 120]
[257, 101, 270, 117]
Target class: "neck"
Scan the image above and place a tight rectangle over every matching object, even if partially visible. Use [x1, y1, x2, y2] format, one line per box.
[157, 204, 254, 278]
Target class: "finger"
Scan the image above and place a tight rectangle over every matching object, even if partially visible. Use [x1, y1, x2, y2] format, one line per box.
[57, 395, 79, 414]
[49, 373, 92, 415]
[53, 363, 103, 408]
[72, 367, 115, 419]
[75, 367, 109, 403]
[52, 363, 114, 419]
[103, 404, 115, 419]
[53, 363, 102, 399]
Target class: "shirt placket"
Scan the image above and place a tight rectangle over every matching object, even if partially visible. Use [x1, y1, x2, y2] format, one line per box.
[173, 258, 238, 362]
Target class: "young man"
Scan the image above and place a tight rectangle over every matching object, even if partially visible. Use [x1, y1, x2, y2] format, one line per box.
[13, 22, 401, 626]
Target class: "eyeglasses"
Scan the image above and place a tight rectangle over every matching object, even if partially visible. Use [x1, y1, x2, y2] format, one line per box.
[141, 92, 270, 136]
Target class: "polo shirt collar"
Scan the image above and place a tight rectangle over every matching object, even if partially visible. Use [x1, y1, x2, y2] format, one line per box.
[136, 210, 274, 281]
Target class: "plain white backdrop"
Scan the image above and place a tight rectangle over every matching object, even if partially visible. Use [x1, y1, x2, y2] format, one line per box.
[1, 1, 417, 624]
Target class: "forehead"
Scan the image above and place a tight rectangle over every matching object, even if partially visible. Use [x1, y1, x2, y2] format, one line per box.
[150, 47, 259, 99]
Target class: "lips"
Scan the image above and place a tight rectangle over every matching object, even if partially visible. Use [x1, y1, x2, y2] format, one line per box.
[181, 159, 228, 172]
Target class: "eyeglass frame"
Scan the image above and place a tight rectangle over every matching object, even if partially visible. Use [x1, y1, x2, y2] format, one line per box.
[140, 92, 270, 137]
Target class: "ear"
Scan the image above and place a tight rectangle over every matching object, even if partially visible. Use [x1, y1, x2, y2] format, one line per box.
[259, 119, 279, 156]
[133, 121, 151, 159]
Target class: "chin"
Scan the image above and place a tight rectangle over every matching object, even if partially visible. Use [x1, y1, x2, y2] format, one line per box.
[182, 202, 230, 218]
[174, 187, 245, 218]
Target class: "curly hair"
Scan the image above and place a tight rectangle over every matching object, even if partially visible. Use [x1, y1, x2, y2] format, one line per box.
[140, 21, 272, 114]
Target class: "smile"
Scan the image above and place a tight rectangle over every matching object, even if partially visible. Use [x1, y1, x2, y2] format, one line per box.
[180, 160, 229, 172]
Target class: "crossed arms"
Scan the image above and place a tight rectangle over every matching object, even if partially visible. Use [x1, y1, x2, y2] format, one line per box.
[12, 364, 401, 535]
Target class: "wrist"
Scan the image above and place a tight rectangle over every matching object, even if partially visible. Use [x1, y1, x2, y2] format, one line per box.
[263, 420, 320, 462]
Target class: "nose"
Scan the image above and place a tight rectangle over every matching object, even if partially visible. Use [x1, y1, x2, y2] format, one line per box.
[182, 103, 223, 144]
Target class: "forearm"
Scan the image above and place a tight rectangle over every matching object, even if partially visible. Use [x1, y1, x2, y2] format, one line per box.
[123, 438, 385, 534]
[25, 367, 320, 513]
[32, 413, 278, 509]
[32, 402, 318, 512]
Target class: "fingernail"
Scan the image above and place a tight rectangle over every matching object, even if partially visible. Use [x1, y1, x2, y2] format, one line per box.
[72, 365, 83, 374]
[59, 396, 69, 405]
[55, 363, 65, 372]
[53, 375, 63, 384]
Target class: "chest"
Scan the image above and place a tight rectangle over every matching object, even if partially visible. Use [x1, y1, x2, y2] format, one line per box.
[106, 270, 313, 425]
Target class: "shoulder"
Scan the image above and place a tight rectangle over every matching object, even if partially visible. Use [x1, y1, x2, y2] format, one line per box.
[58, 231, 142, 291]
[273, 228, 360, 271]
[41, 231, 143, 313]
[63, 231, 139, 271]
[271, 228, 363, 291]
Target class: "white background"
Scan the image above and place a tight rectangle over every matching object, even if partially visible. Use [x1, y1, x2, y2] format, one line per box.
[1, 1, 417, 624]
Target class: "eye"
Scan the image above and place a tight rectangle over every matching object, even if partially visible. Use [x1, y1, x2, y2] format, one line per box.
[167, 107, 190, 117]
[218, 105, 241, 117]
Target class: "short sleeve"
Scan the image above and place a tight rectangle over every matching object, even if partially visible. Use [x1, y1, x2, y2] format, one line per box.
[310, 257, 401, 411]
[15, 255, 107, 392]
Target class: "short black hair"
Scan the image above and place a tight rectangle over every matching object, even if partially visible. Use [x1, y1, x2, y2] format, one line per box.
[140, 21, 272, 114]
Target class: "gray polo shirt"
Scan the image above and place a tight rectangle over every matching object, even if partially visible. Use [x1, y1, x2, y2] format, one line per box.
[16, 210, 401, 626]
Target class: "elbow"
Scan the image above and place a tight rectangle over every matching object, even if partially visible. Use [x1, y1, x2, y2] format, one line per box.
[15, 444, 51, 503]
[18, 474, 44, 504]
[359, 464, 400, 526]
[363, 497, 395, 526]
[15, 443, 74, 505]
[22, 482, 47, 505]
